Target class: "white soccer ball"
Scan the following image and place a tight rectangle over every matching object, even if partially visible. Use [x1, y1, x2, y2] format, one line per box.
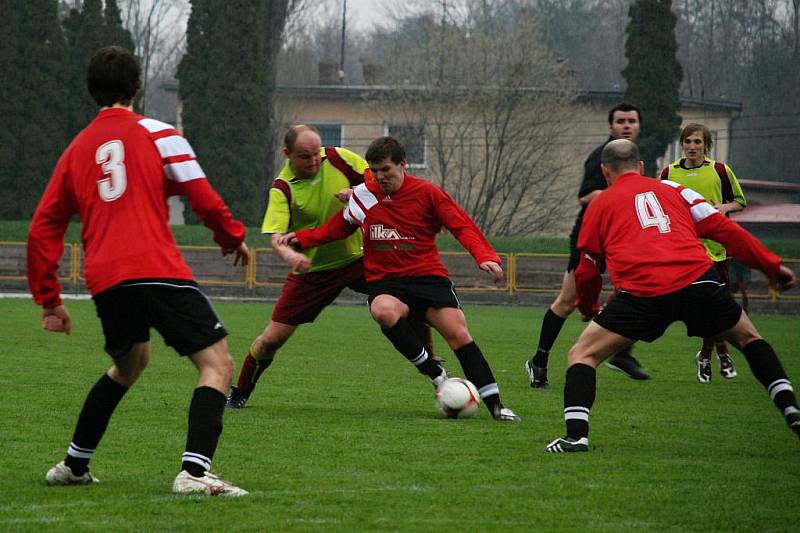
[436, 377, 480, 418]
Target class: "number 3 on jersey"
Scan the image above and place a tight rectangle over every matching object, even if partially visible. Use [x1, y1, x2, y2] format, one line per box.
[635, 191, 671, 233]
[96, 140, 127, 202]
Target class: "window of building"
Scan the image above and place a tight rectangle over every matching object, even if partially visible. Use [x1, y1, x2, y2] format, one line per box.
[308, 123, 343, 147]
[385, 124, 426, 168]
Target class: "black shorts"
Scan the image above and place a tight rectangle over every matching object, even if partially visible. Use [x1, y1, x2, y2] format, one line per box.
[93, 279, 227, 358]
[368, 276, 461, 315]
[594, 267, 742, 343]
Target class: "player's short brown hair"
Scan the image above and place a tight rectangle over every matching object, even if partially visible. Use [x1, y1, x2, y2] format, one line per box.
[87, 46, 141, 107]
[365, 136, 406, 165]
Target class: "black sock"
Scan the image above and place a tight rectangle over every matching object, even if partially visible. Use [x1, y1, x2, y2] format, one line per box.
[564, 363, 596, 440]
[64, 373, 128, 476]
[742, 339, 798, 413]
[454, 341, 501, 413]
[182, 386, 226, 477]
[381, 317, 443, 379]
[532, 308, 566, 367]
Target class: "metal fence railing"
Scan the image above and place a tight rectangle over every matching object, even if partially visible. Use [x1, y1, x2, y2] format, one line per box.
[2, 241, 797, 300]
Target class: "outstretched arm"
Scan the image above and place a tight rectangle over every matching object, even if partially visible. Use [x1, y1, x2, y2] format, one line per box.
[271, 233, 311, 273]
[294, 209, 358, 250]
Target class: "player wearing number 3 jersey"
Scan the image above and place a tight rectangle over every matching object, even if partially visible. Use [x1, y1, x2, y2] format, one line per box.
[27, 46, 249, 496]
[543, 139, 799, 454]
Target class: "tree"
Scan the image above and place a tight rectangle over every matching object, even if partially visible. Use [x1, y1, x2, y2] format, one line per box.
[117, 0, 188, 116]
[178, 0, 300, 224]
[0, 0, 68, 219]
[362, 2, 579, 236]
[63, 0, 135, 138]
[622, 0, 683, 175]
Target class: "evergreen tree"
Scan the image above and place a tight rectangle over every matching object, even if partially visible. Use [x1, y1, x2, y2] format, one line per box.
[178, 0, 273, 224]
[0, 0, 67, 219]
[622, 0, 683, 175]
[63, 0, 134, 138]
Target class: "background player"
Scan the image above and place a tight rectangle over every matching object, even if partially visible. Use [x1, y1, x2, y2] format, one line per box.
[661, 123, 746, 382]
[27, 46, 249, 495]
[545, 140, 798, 453]
[525, 103, 650, 388]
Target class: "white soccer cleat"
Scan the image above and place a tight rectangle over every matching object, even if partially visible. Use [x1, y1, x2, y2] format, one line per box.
[45, 461, 99, 485]
[172, 470, 249, 497]
[431, 368, 449, 391]
[493, 406, 522, 422]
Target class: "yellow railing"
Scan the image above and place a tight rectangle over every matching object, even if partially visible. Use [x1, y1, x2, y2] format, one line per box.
[1, 241, 797, 300]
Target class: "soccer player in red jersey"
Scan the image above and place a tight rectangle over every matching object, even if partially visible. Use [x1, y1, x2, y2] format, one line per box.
[27, 46, 249, 495]
[544, 140, 798, 453]
[280, 137, 521, 421]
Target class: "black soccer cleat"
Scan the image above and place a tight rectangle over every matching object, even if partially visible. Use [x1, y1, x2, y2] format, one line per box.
[606, 353, 651, 380]
[544, 436, 589, 453]
[524, 359, 549, 389]
[225, 386, 251, 409]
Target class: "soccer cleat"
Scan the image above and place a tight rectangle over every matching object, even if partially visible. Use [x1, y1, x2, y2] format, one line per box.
[493, 406, 522, 422]
[45, 461, 99, 485]
[544, 436, 589, 453]
[524, 359, 549, 389]
[786, 411, 800, 439]
[605, 353, 651, 380]
[696, 352, 712, 383]
[173, 470, 249, 497]
[717, 353, 737, 379]
[225, 386, 251, 409]
[431, 368, 449, 391]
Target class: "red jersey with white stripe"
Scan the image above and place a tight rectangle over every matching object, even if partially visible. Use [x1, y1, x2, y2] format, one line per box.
[295, 173, 499, 282]
[28, 107, 246, 307]
[575, 172, 781, 312]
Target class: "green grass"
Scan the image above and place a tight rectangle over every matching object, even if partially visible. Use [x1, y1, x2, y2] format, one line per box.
[4, 220, 798, 256]
[1, 298, 798, 531]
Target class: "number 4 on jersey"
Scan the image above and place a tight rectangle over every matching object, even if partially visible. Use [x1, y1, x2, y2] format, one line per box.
[635, 191, 671, 233]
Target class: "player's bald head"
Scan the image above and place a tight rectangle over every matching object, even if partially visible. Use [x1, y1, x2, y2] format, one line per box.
[602, 139, 640, 172]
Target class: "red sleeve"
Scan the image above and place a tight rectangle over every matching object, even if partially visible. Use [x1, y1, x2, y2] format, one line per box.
[574, 202, 604, 316]
[27, 156, 76, 308]
[574, 252, 603, 317]
[169, 179, 246, 251]
[695, 213, 782, 280]
[434, 188, 500, 265]
[295, 209, 358, 249]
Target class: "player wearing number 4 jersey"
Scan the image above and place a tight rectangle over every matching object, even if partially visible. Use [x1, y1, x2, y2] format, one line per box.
[27, 46, 249, 495]
[544, 139, 799, 453]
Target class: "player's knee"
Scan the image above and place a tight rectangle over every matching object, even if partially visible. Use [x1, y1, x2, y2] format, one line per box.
[553, 295, 576, 316]
[370, 302, 401, 327]
[443, 329, 473, 350]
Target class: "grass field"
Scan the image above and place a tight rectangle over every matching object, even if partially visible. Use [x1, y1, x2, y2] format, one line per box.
[1, 297, 798, 531]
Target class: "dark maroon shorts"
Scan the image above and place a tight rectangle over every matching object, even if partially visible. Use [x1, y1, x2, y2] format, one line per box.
[271, 258, 368, 325]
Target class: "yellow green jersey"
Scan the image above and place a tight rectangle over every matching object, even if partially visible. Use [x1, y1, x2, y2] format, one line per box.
[661, 157, 746, 261]
[262, 147, 367, 273]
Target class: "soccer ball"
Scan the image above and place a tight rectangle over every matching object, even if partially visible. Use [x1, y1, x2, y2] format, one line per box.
[436, 378, 480, 418]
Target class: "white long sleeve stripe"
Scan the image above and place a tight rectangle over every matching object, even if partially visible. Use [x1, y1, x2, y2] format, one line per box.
[165, 160, 205, 182]
[689, 202, 717, 222]
[155, 135, 196, 159]
[353, 185, 379, 209]
[138, 117, 174, 133]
